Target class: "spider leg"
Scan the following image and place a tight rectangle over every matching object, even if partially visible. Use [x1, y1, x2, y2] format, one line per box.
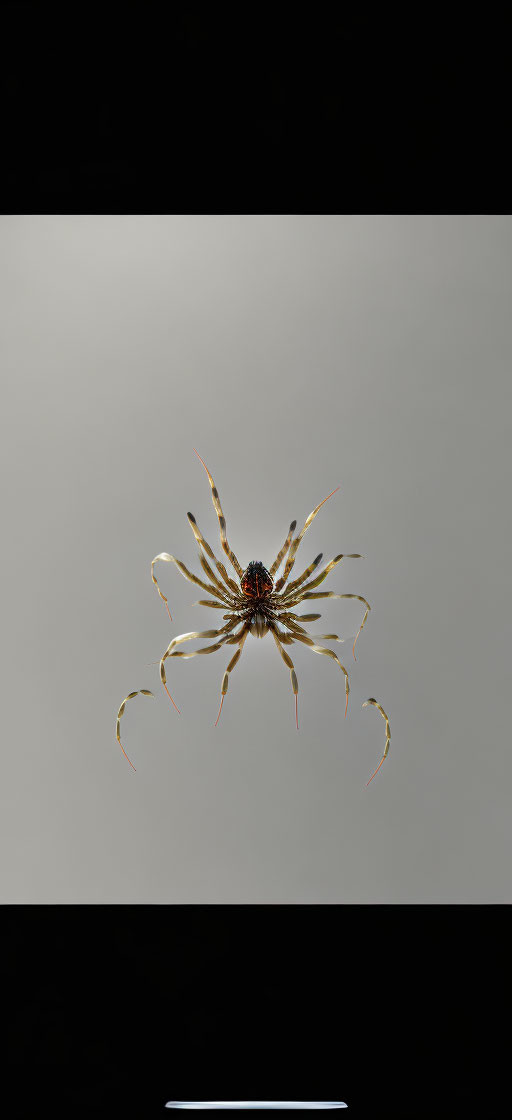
[187, 512, 240, 596]
[283, 553, 364, 602]
[276, 612, 309, 634]
[196, 550, 238, 602]
[215, 623, 250, 726]
[298, 591, 371, 660]
[282, 551, 323, 595]
[159, 621, 239, 710]
[193, 448, 244, 579]
[362, 698, 391, 786]
[116, 689, 154, 770]
[274, 486, 340, 592]
[161, 622, 237, 654]
[269, 519, 297, 578]
[285, 612, 322, 622]
[270, 625, 299, 729]
[193, 598, 234, 609]
[280, 615, 346, 644]
[288, 631, 350, 717]
[151, 552, 232, 621]
[162, 619, 239, 659]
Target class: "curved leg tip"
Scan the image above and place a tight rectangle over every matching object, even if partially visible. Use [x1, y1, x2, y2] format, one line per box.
[214, 694, 225, 727]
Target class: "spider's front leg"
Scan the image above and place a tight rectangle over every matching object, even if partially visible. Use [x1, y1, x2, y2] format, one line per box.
[269, 519, 297, 578]
[274, 486, 340, 592]
[151, 552, 232, 623]
[193, 449, 244, 579]
[187, 512, 239, 596]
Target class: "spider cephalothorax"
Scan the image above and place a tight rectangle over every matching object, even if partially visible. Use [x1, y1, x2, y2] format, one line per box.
[116, 449, 391, 784]
[241, 560, 274, 600]
[240, 561, 275, 638]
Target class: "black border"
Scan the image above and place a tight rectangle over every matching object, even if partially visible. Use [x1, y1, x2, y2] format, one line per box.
[3, 10, 510, 1118]
[2, 7, 509, 213]
[4, 904, 510, 1118]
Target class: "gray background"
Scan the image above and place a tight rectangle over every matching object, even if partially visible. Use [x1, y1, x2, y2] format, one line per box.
[1, 215, 511, 902]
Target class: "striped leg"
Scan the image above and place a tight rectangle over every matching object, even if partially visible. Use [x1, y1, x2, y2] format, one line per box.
[187, 512, 240, 596]
[159, 622, 240, 711]
[116, 689, 154, 771]
[284, 612, 322, 622]
[280, 615, 346, 645]
[288, 631, 350, 717]
[193, 449, 243, 579]
[281, 551, 323, 595]
[274, 486, 340, 593]
[196, 549, 238, 601]
[297, 591, 371, 660]
[276, 613, 309, 634]
[215, 624, 250, 726]
[270, 625, 299, 729]
[269, 520, 297, 578]
[362, 698, 391, 786]
[162, 619, 239, 659]
[283, 552, 363, 601]
[193, 598, 234, 609]
[151, 552, 232, 622]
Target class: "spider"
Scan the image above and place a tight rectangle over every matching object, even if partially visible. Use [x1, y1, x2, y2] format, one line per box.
[116, 449, 390, 784]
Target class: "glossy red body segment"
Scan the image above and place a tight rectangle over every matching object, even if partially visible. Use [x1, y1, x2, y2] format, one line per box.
[241, 561, 273, 599]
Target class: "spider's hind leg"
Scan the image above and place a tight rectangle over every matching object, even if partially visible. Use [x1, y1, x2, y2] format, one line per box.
[289, 630, 350, 717]
[116, 689, 154, 770]
[270, 625, 299, 729]
[159, 620, 239, 713]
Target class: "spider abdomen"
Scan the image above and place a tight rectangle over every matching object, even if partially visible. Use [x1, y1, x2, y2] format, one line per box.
[241, 561, 273, 600]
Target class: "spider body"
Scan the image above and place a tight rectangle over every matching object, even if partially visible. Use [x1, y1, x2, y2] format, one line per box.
[241, 560, 274, 600]
[118, 448, 390, 784]
[240, 561, 275, 637]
